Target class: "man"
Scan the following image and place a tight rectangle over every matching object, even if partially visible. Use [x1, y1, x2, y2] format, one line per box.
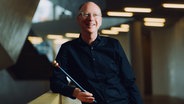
[50, 1, 143, 104]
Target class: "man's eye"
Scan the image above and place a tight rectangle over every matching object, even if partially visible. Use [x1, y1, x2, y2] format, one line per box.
[93, 14, 98, 17]
[84, 14, 89, 17]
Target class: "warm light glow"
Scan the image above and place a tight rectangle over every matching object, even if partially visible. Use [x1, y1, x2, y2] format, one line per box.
[144, 22, 165, 27]
[111, 27, 129, 32]
[54, 38, 71, 44]
[47, 34, 63, 39]
[163, 3, 184, 9]
[144, 18, 166, 23]
[28, 36, 43, 44]
[107, 11, 133, 17]
[101, 30, 119, 35]
[120, 24, 130, 29]
[143, 17, 165, 27]
[124, 7, 152, 13]
[65, 33, 80, 38]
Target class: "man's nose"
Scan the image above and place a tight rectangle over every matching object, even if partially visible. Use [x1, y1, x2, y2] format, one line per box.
[87, 14, 95, 20]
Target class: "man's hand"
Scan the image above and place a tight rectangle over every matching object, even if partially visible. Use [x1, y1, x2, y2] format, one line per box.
[73, 88, 95, 103]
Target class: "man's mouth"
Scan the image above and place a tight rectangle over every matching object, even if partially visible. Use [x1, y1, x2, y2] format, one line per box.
[86, 23, 95, 27]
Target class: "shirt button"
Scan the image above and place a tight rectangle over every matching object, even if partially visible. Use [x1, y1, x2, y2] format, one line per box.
[91, 47, 93, 50]
[93, 58, 95, 61]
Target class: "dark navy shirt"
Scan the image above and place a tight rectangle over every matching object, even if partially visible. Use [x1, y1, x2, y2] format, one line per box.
[50, 35, 143, 104]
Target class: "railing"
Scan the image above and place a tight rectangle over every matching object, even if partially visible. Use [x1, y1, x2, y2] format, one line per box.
[28, 91, 81, 104]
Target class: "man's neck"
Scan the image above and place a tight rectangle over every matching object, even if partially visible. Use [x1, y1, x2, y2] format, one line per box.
[81, 32, 98, 45]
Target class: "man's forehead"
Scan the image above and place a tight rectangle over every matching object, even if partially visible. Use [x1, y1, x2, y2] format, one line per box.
[80, 2, 101, 11]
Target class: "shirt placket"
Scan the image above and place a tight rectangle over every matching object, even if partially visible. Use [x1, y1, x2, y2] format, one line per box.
[90, 45, 111, 104]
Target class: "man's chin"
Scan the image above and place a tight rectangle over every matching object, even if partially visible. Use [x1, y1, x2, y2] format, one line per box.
[86, 28, 96, 33]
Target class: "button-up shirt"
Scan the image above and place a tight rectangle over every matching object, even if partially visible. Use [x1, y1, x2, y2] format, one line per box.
[50, 35, 143, 104]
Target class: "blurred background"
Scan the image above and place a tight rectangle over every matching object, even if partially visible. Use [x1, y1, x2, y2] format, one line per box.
[0, 0, 184, 104]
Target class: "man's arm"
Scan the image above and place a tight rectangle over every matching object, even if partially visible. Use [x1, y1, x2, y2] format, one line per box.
[115, 40, 143, 104]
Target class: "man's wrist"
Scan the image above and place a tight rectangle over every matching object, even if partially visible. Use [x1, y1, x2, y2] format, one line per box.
[72, 88, 81, 98]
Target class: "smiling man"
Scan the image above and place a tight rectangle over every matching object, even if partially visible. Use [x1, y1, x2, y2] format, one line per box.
[50, 1, 143, 104]
[77, 1, 102, 45]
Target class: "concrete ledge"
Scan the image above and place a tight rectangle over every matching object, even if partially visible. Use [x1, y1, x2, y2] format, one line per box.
[28, 91, 81, 104]
[28, 92, 60, 104]
[61, 96, 81, 104]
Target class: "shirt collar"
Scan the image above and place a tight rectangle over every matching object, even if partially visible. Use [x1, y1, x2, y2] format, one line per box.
[78, 34, 101, 46]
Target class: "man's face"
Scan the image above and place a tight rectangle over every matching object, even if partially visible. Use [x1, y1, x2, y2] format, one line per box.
[77, 2, 102, 34]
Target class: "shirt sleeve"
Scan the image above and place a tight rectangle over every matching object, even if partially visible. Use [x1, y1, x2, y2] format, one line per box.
[50, 44, 76, 99]
[115, 40, 143, 104]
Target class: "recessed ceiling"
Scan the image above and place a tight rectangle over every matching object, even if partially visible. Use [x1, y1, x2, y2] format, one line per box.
[50, 0, 184, 18]
[49, 0, 184, 26]
[32, 0, 184, 35]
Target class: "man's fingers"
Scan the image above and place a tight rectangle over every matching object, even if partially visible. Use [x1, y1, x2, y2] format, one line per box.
[76, 91, 95, 103]
[83, 91, 93, 97]
[81, 96, 95, 103]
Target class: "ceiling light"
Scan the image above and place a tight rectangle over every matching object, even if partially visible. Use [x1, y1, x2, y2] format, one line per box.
[101, 30, 119, 35]
[47, 34, 63, 39]
[54, 39, 71, 44]
[28, 36, 43, 44]
[65, 33, 80, 38]
[144, 18, 166, 23]
[144, 22, 164, 27]
[124, 7, 152, 13]
[107, 11, 133, 17]
[163, 3, 184, 9]
[111, 27, 129, 32]
[120, 24, 130, 29]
